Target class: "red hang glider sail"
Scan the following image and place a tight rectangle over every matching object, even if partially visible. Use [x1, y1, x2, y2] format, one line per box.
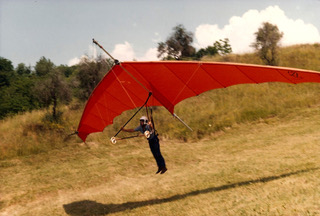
[77, 61, 320, 142]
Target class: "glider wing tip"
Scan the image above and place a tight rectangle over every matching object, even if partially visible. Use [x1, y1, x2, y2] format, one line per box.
[77, 131, 88, 143]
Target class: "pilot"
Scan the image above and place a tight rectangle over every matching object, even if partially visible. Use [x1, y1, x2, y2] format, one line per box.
[122, 116, 167, 174]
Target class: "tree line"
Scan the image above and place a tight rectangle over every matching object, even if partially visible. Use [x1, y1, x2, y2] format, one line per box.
[0, 56, 112, 121]
[157, 22, 283, 65]
[0, 22, 283, 120]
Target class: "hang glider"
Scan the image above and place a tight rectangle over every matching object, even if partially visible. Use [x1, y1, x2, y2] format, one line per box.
[77, 61, 320, 142]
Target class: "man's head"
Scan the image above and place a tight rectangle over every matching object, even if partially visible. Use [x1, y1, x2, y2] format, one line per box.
[140, 116, 148, 125]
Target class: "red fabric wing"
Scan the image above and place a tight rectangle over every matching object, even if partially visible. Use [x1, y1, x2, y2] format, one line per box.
[77, 61, 320, 141]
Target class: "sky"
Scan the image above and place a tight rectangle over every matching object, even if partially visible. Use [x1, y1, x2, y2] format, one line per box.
[1, 0, 320, 67]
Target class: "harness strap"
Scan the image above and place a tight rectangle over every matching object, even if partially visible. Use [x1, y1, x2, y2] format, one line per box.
[145, 105, 157, 135]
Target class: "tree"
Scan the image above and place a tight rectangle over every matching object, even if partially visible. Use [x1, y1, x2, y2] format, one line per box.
[0, 57, 15, 88]
[16, 63, 32, 76]
[157, 24, 195, 60]
[252, 22, 283, 66]
[57, 64, 76, 78]
[194, 38, 232, 59]
[0, 76, 38, 117]
[0, 58, 38, 119]
[34, 68, 71, 122]
[34, 56, 73, 122]
[214, 38, 232, 56]
[35, 56, 55, 76]
[194, 47, 216, 59]
[0, 57, 15, 118]
[75, 56, 112, 101]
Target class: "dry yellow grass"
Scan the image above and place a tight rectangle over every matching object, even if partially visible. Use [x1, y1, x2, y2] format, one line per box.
[1, 105, 319, 215]
[0, 104, 83, 159]
[1, 44, 320, 215]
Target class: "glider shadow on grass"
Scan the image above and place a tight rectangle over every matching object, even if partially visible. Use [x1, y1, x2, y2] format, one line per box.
[63, 167, 318, 216]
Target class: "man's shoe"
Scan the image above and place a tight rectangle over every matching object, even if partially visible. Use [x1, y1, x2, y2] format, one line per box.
[155, 168, 161, 174]
[160, 167, 167, 174]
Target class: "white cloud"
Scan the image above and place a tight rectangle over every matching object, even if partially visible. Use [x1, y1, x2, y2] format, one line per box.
[68, 42, 159, 65]
[195, 5, 320, 53]
[139, 48, 158, 61]
[68, 57, 81, 66]
[89, 44, 97, 59]
[111, 42, 158, 61]
[67, 55, 94, 66]
[111, 41, 136, 61]
[68, 44, 98, 66]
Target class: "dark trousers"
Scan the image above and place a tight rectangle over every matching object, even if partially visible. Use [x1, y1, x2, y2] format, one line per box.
[148, 135, 166, 168]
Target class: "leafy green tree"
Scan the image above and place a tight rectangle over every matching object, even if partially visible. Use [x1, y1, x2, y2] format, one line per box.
[0, 56, 77, 120]
[34, 68, 71, 121]
[252, 22, 283, 66]
[0, 57, 15, 118]
[194, 38, 232, 59]
[75, 56, 112, 101]
[1, 76, 38, 116]
[0, 57, 15, 88]
[16, 63, 32, 76]
[195, 46, 218, 59]
[57, 64, 76, 78]
[157, 24, 195, 60]
[0, 58, 39, 119]
[214, 38, 232, 56]
[35, 56, 55, 76]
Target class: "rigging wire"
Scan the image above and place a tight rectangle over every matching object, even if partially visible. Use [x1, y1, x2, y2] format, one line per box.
[112, 92, 153, 139]
[118, 64, 150, 93]
[92, 38, 155, 143]
[92, 38, 150, 93]
[91, 39, 192, 139]
[112, 70, 137, 108]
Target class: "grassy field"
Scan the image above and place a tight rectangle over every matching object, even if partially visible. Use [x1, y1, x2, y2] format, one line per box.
[1, 104, 320, 215]
[1, 44, 320, 215]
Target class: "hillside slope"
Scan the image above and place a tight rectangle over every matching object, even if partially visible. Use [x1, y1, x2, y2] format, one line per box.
[203, 43, 320, 71]
[1, 43, 320, 215]
[1, 44, 320, 160]
[1, 105, 320, 215]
